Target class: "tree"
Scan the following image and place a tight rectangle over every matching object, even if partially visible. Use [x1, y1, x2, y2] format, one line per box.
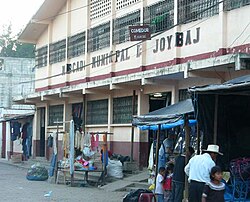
[0, 24, 35, 58]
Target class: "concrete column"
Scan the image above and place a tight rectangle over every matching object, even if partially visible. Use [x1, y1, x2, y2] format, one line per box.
[219, 0, 227, 48]
[47, 23, 53, 87]
[171, 82, 179, 104]
[65, 0, 71, 84]
[84, 0, 91, 79]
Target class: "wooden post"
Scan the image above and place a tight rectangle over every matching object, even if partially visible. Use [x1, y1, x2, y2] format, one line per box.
[197, 124, 200, 155]
[184, 114, 190, 201]
[155, 124, 161, 183]
[130, 90, 136, 162]
[213, 95, 218, 144]
[54, 119, 59, 183]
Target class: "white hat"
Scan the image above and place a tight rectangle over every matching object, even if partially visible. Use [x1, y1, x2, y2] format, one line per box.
[203, 144, 223, 155]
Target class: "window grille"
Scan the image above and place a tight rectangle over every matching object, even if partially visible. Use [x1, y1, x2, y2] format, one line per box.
[224, 0, 250, 10]
[88, 22, 110, 52]
[179, 89, 191, 101]
[87, 99, 108, 124]
[67, 32, 85, 59]
[35, 46, 47, 68]
[90, 0, 111, 20]
[113, 96, 138, 124]
[116, 0, 141, 10]
[49, 39, 66, 64]
[49, 105, 64, 126]
[144, 0, 174, 34]
[113, 10, 141, 44]
[178, 0, 219, 24]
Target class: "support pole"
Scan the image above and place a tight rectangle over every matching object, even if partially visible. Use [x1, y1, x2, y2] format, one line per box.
[184, 114, 190, 201]
[155, 124, 161, 180]
[54, 119, 59, 183]
[69, 120, 75, 186]
[213, 95, 218, 144]
[130, 90, 136, 162]
[197, 124, 200, 155]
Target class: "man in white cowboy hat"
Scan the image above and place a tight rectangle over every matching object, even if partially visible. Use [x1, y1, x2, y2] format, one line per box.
[184, 144, 223, 202]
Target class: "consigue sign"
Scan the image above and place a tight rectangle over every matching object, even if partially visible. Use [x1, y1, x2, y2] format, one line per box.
[129, 25, 151, 41]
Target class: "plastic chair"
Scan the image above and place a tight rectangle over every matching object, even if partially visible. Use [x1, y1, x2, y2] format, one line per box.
[138, 192, 156, 202]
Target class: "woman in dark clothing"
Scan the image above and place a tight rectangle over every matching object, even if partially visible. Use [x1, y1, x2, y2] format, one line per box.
[202, 166, 225, 202]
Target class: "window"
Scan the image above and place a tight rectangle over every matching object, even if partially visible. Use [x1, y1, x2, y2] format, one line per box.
[113, 96, 138, 124]
[144, 0, 174, 34]
[178, 0, 219, 24]
[179, 89, 191, 101]
[49, 39, 66, 64]
[88, 22, 110, 52]
[113, 10, 141, 44]
[68, 32, 85, 59]
[87, 99, 108, 124]
[35, 46, 47, 68]
[49, 105, 64, 126]
[224, 0, 250, 10]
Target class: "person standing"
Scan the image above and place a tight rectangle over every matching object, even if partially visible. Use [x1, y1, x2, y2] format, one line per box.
[202, 166, 225, 202]
[184, 144, 223, 202]
[170, 147, 195, 202]
[155, 167, 166, 202]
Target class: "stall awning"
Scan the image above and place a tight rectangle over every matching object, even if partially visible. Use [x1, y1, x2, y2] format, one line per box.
[189, 74, 250, 95]
[138, 119, 197, 130]
[132, 99, 194, 126]
[0, 113, 34, 123]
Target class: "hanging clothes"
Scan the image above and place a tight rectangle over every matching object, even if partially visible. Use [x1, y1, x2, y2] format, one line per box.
[74, 130, 82, 149]
[83, 132, 91, 147]
[91, 133, 95, 151]
[11, 121, 21, 141]
[63, 132, 69, 158]
[53, 132, 57, 155]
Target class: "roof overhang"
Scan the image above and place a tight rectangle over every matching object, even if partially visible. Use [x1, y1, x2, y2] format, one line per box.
[18, 0, 67, 43]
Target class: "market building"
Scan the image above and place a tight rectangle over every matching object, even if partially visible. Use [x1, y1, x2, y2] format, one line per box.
[16, 0, 250, 166]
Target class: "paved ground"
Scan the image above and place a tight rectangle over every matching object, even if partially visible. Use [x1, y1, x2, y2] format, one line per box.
[0, 162, 126, 202]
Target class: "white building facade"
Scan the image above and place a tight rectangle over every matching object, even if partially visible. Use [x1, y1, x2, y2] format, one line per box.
[17, 0, 250, 165]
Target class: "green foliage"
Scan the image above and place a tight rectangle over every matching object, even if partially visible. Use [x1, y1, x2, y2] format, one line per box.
[0, 24, 35, 58]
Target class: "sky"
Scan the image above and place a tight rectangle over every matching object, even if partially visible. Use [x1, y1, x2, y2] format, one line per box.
[0, 0, 44, 35]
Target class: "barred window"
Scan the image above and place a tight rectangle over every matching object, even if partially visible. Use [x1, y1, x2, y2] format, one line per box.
[87, 99, 108, 124]
[179, 89, 191, 101]
[113, 10, 140, 44]
[49, 105, 64, 126]
[144, 0, 174, 34]
[88, 22, 110, 52]
[68, 32, 85, 59]
[178, 0, 219, 24]
[113, 96, 138, 124]
[49, 39, 66, 64]
[224, 0, 250, 10]
[35, 46, 47, 68]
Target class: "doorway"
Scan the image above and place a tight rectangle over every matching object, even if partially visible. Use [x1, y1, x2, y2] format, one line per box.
[148, 92, 172, 158]
[39, 108, 45, 157]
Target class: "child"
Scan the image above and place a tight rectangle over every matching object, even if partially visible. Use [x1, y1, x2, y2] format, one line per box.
[202, 166, 225, 202]
[163, 163, 174, 202]
[155, 167, 166, 202]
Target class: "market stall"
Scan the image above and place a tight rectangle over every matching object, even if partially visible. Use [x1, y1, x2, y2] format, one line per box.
[49, 120, 111, 186]
[132, 99, 197, 199]
[189, 74, 250, 200]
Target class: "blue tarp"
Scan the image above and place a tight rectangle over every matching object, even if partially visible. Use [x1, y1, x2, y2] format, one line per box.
[138, 119, 197, 131]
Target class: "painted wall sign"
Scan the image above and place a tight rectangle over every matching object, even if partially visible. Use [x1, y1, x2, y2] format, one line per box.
[62, 27, 200, 74]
